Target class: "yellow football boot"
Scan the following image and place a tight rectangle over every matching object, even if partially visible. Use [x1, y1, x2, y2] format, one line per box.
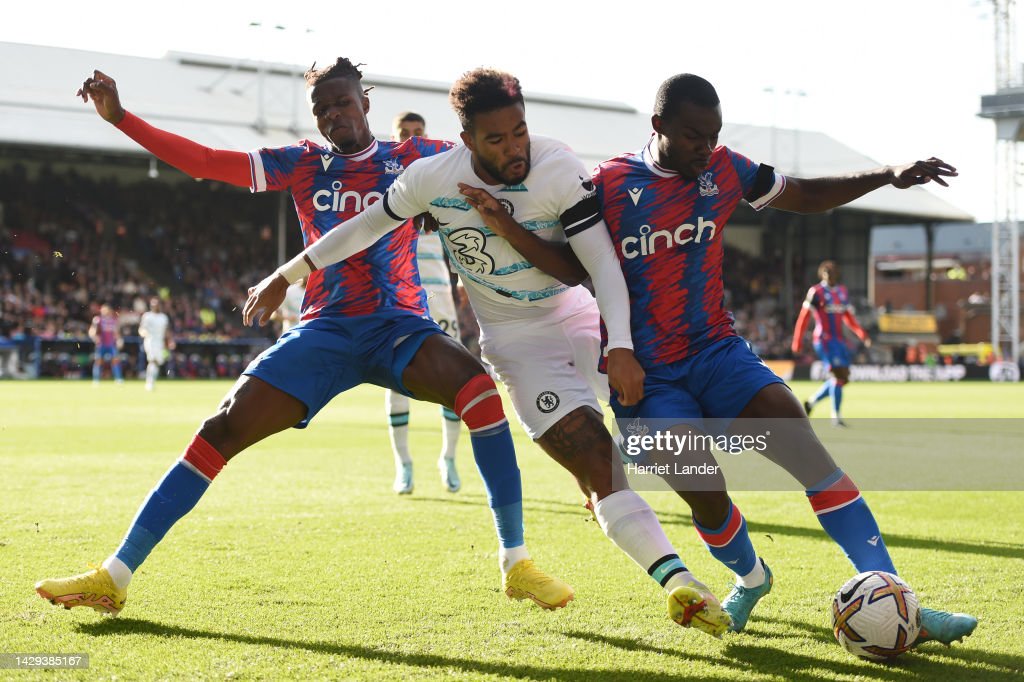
[35, 565, 126, 616]
[668, 583, 732, 638]
[503, 559, 574, 610]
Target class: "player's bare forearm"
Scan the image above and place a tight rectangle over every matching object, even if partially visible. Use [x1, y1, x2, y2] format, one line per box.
[772, 158, 956, 214]
[498, 221, 588, 286]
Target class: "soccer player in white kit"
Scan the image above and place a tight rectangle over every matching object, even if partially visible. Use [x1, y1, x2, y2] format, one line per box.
[386, 112, 462, 495]
[138, 297, 174, 391]
[248, 69, 734, 637]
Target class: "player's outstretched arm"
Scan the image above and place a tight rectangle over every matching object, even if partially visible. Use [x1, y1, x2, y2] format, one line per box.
[770, 158, 957, 214]
[242, 201, 405, 326]
[77, 70, 251, 187]
[458, 183, 588, 286]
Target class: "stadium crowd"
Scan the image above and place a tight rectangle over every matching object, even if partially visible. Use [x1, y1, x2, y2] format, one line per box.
[2, 164, 869, 378]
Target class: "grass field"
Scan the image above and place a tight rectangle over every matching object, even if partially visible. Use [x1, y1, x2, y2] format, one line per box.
[1, 380, 1023, 680]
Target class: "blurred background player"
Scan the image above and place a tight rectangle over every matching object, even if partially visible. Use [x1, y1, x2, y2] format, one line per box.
[139, 296, 175, 391]
[89, 303, 123, 384]
[386, 112, 462, 495]
[791, 260, 871, 426]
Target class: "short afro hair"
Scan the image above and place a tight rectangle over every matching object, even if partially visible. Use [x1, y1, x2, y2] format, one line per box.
[448, 68, 524, 130]
[304, 58, 365, 88]
[654, 74, 720, 119]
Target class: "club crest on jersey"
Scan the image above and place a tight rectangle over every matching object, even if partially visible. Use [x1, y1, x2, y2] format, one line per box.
[384, 159, 405, 175]
[498, 198, 515, 216]
[698, 172, 719, 197]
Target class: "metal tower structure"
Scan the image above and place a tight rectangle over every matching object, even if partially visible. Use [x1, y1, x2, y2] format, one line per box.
[980, 0, 1023, 368]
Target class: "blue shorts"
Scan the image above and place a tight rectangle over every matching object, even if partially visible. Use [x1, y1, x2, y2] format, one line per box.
[95, 344, 117, 360]
[243, 310, 444, 428]
[813, 338, 851, 370]
[611, 335, 784, 426]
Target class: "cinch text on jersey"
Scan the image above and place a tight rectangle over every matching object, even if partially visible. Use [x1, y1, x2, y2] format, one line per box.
[313, 180, 384, 213]
[620, 217, 717, 259]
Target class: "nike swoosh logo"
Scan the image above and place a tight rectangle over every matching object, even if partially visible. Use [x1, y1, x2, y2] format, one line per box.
[840, 573, 874, 603]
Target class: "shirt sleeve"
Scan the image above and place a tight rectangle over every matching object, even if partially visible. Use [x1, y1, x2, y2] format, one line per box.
[248, 143, 308, 193]
[553, 151, 602, 238]
[726, 147, 787, 211]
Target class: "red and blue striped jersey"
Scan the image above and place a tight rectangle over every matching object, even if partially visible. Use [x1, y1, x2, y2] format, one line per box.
[805, 283, 856, 343]
[593, 138, 784, 367]
[249, 137, 453, 320]
[92, 314, 118, 346]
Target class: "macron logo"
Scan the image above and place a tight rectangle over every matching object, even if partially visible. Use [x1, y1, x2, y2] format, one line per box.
[321, 154, 333, 171]
[628, 187, 643, 206]
[867, 536, 880, 546]
[620, 217, 717, 260]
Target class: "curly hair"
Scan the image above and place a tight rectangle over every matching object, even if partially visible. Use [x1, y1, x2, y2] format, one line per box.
[654, 74, 719, 118]
[304, 58, 365, 88]
[448, 68, 524, 130]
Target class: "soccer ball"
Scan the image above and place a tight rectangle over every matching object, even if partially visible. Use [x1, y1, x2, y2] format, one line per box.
[831, 571, 921, 660]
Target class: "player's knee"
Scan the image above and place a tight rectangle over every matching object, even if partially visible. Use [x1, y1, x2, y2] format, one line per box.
[197, 410, 243, 460]
[683, 490, 730, 527]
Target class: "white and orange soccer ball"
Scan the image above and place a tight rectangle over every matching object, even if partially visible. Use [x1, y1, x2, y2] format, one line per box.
[831, 571, 921, 660]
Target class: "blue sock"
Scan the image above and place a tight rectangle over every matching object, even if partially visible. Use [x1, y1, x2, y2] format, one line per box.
[807, 469, 896, 574]
[829, 381, 844, 416]
[693, 500, 758, 577]
[470, 425, 524, 548]
[115, 436, 225, 571]
[92, 362, 101, 381]
[811, 379, 831, 405]
[112, 363, 123, 381]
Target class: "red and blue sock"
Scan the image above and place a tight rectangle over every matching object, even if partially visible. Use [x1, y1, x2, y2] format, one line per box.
[456, 374, 523, 549]
[114, 434, 226, 572]
[807, 469, 896, 573]
[693, 499, 758, 578]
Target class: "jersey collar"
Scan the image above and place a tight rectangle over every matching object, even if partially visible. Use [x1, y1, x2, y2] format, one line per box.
[641, 134, 678, 179]
[331, 138, 379, 162]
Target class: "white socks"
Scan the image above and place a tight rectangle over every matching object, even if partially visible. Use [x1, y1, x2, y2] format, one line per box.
[499, 544, 531, 575]
[102, 556, 132, 590]
[593, 489, 695, 593]
[441, 416, 461, 461]
[737, 558, 767, 588]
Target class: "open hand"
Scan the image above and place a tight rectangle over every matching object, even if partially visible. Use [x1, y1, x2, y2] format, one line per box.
[77, 70, 126, 124]
[889, 158, 957, 189]
[458, 183, 516, 237]
[243, 273, 290, 327]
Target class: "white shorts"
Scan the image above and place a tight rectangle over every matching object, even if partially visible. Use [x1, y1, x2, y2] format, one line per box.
[479, 289, 609, 440]
[143, 340, 167, 365]
[425, 287, 458, 339]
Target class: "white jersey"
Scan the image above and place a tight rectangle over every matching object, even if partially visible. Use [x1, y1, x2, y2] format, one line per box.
[383, 136, 602, 325]
[139, 311, 170, 345]
[416, 230, 452, 294]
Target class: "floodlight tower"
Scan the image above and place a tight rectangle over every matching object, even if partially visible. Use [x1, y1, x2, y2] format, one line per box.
[980, 0, 1022, 367]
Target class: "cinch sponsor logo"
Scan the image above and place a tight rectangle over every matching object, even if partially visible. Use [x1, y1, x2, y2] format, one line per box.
[313, 180, 383, 213]
[620, 217, 717, 259]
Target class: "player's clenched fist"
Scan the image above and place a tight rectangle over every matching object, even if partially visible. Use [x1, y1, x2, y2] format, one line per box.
[607, 347, 645, 406]
[77, 69, 126, 124]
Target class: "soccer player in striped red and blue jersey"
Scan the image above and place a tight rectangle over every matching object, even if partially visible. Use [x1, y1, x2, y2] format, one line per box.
[36, 60, 572, 617]
[792, 260, 871, 426]
[88, 304, 123, 384]
[594, 73, 975, 645]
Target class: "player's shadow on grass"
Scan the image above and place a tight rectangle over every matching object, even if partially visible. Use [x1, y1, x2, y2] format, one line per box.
[566, 628, 1024, 681]
[77, 618, 713, 682]
[409, 495, 1024, 561]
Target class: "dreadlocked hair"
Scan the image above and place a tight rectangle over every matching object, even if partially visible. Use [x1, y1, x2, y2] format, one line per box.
[448, 68, 523, 130]
[304, 58, 365, 87]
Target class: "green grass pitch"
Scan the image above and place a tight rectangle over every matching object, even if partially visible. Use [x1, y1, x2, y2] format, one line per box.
[1, 380, 1022, 680]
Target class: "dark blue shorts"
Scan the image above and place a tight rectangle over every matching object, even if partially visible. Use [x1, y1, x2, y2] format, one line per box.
[243, 310, 444, 428]
[95, 344, 117, 360]
[814, 338, 851, 370]
[611, 335, 784, 425]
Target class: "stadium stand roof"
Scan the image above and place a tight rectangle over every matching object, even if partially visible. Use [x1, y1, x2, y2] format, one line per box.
[1, 41, 972, 222]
